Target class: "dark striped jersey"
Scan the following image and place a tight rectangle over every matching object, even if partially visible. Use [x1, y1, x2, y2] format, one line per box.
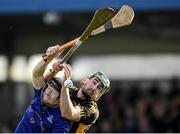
[69, 91, 99, 133]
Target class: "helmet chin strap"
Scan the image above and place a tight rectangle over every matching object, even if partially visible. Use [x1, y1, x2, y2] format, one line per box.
[80, 87, 98, 101]
[72, 88, 87, 103]
[80, 87, 92, 100]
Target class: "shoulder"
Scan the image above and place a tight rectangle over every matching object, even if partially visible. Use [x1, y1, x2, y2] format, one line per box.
[79, 101, 99, 125]
[81, 101, 98, 114]
[33, 85, 45, 97]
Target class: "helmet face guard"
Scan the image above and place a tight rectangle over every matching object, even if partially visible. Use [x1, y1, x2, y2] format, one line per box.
[43, 77, 61, 99]
[47, 78, 61, 92]
[41, 77, 62, 107]
[91, 71, 110, 93]
[81, 71, 110, 101]
[81, 78, 101, 101]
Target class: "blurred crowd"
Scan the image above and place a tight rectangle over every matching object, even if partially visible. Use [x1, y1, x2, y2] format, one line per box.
[89, 77, 180, 133]
[0, 77, 179, 133]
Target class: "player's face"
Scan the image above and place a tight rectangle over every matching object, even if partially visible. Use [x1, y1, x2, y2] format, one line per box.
[79, 76, 102, 100]
[43, 83, 59, 105]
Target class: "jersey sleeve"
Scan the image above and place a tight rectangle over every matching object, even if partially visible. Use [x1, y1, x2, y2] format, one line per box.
[79, 101, 99, 125]
[33, 85, 44, 97]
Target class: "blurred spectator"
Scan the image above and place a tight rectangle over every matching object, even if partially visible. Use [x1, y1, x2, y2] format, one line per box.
[0, 123, 11, 133]
[123, 104, 138, 132]
[90, 78, 180, 133]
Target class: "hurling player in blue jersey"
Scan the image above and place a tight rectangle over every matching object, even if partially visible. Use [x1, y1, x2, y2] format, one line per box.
[15, 45, 72, 133]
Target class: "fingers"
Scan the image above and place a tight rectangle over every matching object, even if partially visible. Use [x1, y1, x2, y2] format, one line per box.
[63, 64, 71, 80]
[52, 59, 72, 81]
[52, 60, 63, 72]
[62, 64, 72, 80]
[44, 45, 61, 60]
[46, 45, 60, 55]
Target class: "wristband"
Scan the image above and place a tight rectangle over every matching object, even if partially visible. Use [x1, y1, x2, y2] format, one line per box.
[49, 69, 56, 74]
[64, 79, 73, 88]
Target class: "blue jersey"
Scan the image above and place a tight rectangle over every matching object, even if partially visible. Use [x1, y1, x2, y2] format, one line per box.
[15, 87, 71, 133]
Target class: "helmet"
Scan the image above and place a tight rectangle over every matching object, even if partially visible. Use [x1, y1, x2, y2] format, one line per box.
[80, 71, 110, 101]
[89, 71, 110, 94]
[41, 77, 61, 108]
[47, 77, 61, 93]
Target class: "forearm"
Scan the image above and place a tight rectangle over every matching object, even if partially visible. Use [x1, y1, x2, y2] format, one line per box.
[33, 44, 61, 78]
[32, 56, 54, 89]
[44, 68, 58, 82]
[32, 57, 53, 78]
[60, 86, 74, 117]
[59, 64, 80, 121]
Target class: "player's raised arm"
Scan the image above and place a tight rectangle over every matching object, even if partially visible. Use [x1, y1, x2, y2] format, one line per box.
[32, 45, 61, 89]
[59, 64, 82, 122]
